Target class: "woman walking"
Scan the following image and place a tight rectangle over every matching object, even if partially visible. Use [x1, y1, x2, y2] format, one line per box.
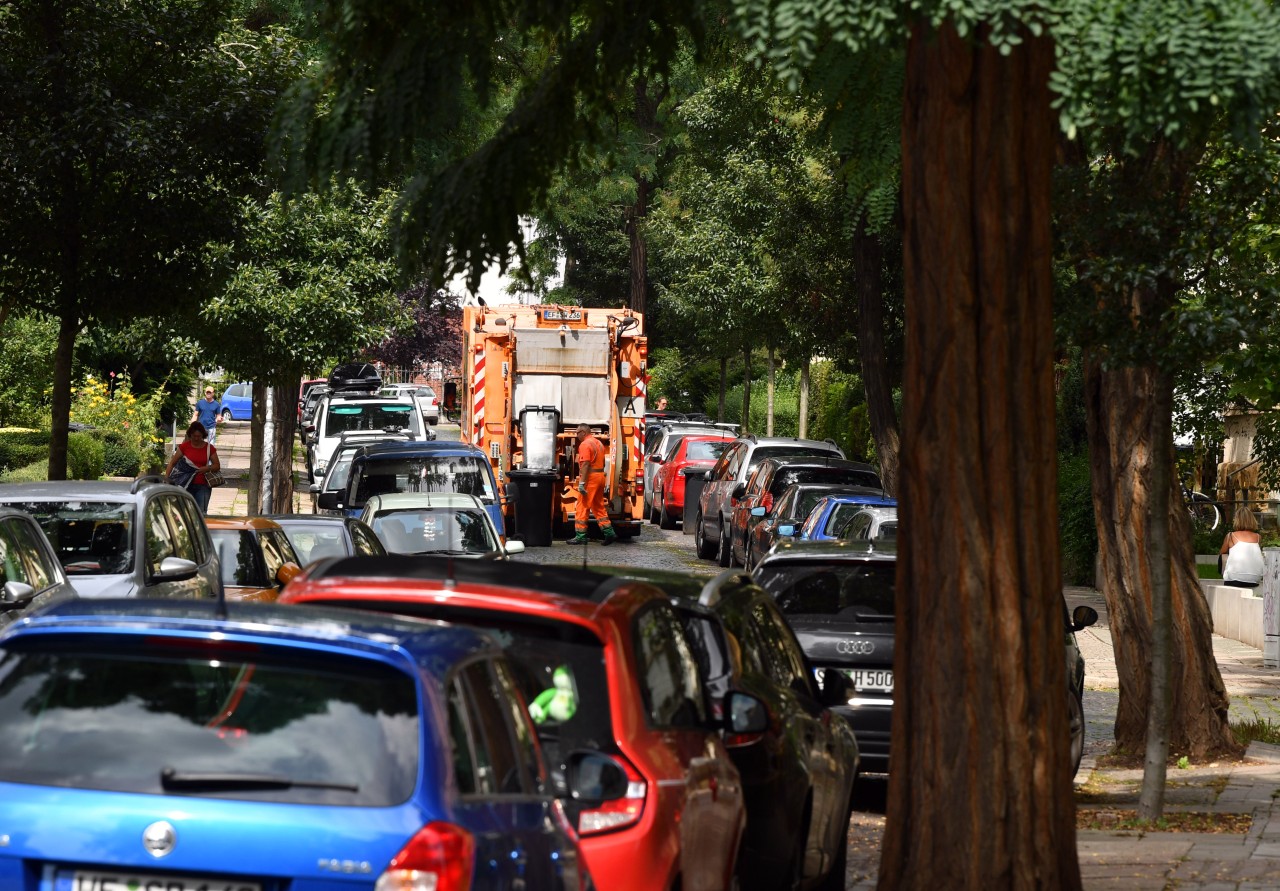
[165, 422, 221, 515]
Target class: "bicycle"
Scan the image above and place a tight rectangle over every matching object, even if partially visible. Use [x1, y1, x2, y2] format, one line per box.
[1182, 479, 1221, 531]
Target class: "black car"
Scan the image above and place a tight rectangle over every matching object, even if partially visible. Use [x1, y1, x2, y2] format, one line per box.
[730, 457, 882, 567]
[744, 483, 886, 570]
[600, 565, 859, 891]
[262, 513, 386, 565]
[753, 539, 1099, 775]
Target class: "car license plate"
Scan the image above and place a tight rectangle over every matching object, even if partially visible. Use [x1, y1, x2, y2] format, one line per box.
[58, 870, 262, 891]
[846, 668, 894, 693]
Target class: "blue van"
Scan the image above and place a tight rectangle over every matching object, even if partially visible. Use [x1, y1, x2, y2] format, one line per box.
[317, 440, 506, 538]
[219, 381, 253, 420]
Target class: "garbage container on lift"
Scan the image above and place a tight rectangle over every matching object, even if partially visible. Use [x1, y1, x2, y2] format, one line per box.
[682, 467, 710, 534]
[507, 468, 558, 547]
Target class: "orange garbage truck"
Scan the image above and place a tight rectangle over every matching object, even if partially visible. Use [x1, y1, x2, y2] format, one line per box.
[461, 304, 648, 541]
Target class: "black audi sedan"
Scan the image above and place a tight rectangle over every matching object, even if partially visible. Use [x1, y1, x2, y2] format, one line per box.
[753, 539, 1099, 776]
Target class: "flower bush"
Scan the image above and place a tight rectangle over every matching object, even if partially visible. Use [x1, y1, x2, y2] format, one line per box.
[70, 374, 167, 473]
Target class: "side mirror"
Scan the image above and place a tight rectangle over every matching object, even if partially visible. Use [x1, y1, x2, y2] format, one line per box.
[276, 562, 302, 587]
[317, 492, 341, 511]
[1070, 604, 1099, 632]
[724, 690, 769, 735]
[504, 540, 526, 556]
[1, 580, 35, 606]
[817, 668, 854, 707]
[702, 470, 713, 481]
[154, 556, 198, 582]
[308, 483, 320, 495]
[777, 524, 796, 538]
[565, 751, 629, 802]
[750, 506, 766, 518]
[732, 483, 746, 500]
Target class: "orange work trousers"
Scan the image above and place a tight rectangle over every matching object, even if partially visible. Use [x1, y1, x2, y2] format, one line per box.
[574, 474, 612, 533]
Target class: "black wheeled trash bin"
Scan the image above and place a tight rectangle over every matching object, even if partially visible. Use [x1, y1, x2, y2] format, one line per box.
[507, 468, 558, 547]
[682, 467, 709, 534]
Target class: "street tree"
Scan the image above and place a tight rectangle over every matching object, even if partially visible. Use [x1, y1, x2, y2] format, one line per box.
[0, 2, 302, 479]
[366, 282, 464, 373]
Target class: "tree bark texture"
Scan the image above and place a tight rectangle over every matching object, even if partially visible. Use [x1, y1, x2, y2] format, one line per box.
[855, 213, 901, 496]
[48, 307, 77, 481]
[1084, 356, 1239, 759]
[766, 348, 775, 437]
[741, 346, 751, 435]
[717, 356, 727, 422]
[247, 384, 266, 516]
[269, 384, 295, 514]
[799, 359, 810, 439]
[626, 175, 650, 316]
[879, 23, 1079, 891]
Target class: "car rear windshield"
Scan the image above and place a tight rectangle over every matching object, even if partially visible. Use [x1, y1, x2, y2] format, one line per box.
[326, 403, 419, 435]
[0, 637, 419, 805]
[772, 467, 881, 496]
[749, 446, 839, 471]
[279, 523, 348, 564]
[686, 440, 730, 462]
[1, 501, 136, 576]
[370, 508, 497, 555]
[825, 502, 888, 537]
[757, 560, 897, 621]
[349, 456, 497, 505]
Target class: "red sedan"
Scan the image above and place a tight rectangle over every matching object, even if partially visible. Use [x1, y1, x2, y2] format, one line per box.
[650, 435, 734, 528]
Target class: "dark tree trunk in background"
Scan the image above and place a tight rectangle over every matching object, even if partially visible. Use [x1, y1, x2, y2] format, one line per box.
[855, 212, 901, 496]
[248, 384, 266, 515]
[798, 358, 810, 439]
[1084, 355, 1240, 759]
[717, 356, 727, 422]
[765, 348, 775, 436]
[741, 346, 751, 434]
[879, 22, 1079, 890]
[626, 176, 650, 316]
[48, 305, 78, 481]
[269, 384, 295, 514]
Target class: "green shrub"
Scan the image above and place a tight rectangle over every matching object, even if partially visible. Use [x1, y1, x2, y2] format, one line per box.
[0, 459, 48, 483]
[1190, 520, 1224, 556]
[66, 432, 104, 480]
[0, 428, 50, 473]
[1059, 451, 1098, 586]
[100, 435, 142, 476]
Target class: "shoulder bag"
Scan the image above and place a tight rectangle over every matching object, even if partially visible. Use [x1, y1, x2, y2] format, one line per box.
[202, 445, 225, 488]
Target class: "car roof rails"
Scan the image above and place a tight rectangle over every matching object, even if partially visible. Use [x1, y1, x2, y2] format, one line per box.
[697, 569, 756, 609]
[131, 475, 167, 494]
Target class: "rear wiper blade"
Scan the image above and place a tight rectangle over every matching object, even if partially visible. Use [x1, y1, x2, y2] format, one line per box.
[161, 767, 358, 793]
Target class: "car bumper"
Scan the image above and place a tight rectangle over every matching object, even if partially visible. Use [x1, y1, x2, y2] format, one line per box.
[832, 701, 893, 773]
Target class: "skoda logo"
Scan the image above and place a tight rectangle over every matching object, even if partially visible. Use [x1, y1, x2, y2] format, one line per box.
[836, 640, 875, 655]
[142, 821, 176, 858]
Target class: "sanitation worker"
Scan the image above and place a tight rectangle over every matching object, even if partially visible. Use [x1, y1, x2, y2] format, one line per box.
[568, 424, 616, 545]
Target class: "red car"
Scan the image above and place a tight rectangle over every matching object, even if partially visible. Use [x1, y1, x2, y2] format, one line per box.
[280, 556, 765, 891]
[650, 435, 734, 529]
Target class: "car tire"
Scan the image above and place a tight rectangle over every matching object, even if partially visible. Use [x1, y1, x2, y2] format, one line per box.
[649, 497, 660, 526]
[717, 517, 732, 567]
[659, 493, 677, 530]
[221, 408, 233, 422]
[1070, 689, 1085, 776]
[695, 512, 716, 560]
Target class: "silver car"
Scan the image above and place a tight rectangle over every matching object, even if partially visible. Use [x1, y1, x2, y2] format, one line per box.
[0, 479, 219, 600]
[642, 421, 736, 517]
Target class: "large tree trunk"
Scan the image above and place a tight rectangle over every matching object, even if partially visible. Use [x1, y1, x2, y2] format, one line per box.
[717, 356, 727, 422]
[1084, 356, 1239, 759]
[855, 212, 901, 496]
[247, 383, 266, 515]
[879, 22, 1078, 891]
[626, 176, 649, 316]
[48, 305, 78, 481]
[269, 384, 296, 514]
[798, 358, 810, 439]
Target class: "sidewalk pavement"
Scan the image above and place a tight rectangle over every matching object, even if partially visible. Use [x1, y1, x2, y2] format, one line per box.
[195, 420, 315, 517]
[847, 588, 1280, 890]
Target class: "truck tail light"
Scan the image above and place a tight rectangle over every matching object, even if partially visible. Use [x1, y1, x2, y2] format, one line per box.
[375, 821, 474, 891]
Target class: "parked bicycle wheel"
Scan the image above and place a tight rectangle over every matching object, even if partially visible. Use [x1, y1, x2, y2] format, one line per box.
[1187, 491, 1221, 531]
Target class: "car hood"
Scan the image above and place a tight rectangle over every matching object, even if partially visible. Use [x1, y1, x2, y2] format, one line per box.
[67, 574, 140, 599]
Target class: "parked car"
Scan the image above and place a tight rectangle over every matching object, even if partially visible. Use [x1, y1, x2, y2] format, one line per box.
[841, 505, 898, 543]
[381, 382, 441, 425]
[297, 377, 327, 421]
[642, 421, 736, 519]
[205, 516, 303, 602]
[798, 491, 899, 542]
[0, 479, 220, 600]
[328, 361, 383, 392]
[264, 513, 386, 564]
[310, 429, 414, 492]
[308, 393, 431, 481]
[281, 556, 764, 891]
[0, 599, 593, 890]
[321, 439, 507, 539]
[752, 539, 1100, 776]
[729, 457, 883, 568]
[650, 434, 735, 529]
[219, 381, 253, 420]
[745, 483, 884, 571]
[696, 435, 846, 568]
[360, 492, 524, 558]
[0, 507, 78, 628]
[298, 383, 331, 450]
[594, 566, 860, 891]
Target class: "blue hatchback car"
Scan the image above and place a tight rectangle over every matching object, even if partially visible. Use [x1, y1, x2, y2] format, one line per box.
[317, 440, 506, 539]
[0, 599, 591, 891]
[796, 492, 898, 541]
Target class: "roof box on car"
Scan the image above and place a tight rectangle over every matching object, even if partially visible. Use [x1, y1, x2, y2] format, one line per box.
[329, 362, 382, 392]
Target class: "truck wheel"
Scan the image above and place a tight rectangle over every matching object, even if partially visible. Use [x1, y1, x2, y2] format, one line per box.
[696, 513, 716, 560]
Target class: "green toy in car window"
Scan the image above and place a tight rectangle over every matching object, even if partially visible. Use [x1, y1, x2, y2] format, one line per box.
[528, 665, 577, 724]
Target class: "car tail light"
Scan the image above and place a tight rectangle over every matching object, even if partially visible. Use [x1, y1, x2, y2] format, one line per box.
[375, 822, 474, 891]
[577, 757, 647, 836]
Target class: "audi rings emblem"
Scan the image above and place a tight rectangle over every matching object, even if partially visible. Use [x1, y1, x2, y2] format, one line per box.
[836, 640, 875, 655]
[142, 821, 176, 858]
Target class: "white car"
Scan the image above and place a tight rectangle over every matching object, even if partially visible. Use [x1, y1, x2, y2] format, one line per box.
[309, 394, 431, 481]
[359, 492, 524, 558]
[380, 383, 440, 426]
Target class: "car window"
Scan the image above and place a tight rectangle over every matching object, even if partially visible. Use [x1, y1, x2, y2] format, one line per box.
[7, 501, 136, 577]
[744, 462, 769, 496]
[758, 560, 897, 620]
[773, 467, 881, 497]
[259, 530, 294, 580]
[877, 521, 898, 542]
[350, 522, 385, 556]
[686, 440, 729, 462]
[282, 523, 349, 563]
[209, 530, 267, 588]
[324, 402, 420, 437]
[675, 609, 734, 704]
[750, 601, 810, 692]
[175, 496, 208, 564]
[459, 661, 529, 796]
[0, 520, 34, 589]
[349, 455, 497, 505]
[144, 499, 176, 574]
[847, 513, 874, 540]
[749, 446, 841, 471]
[827, 502, 878, 537]
[0, 640, 419, 806]
[447, 677, 481, 795]
[160, 497, 198, 563]
[724, 445, 746, 480]
[633, 604, 707, 729]
[493, 659, 545, 794]
[9, 520, 60, 591]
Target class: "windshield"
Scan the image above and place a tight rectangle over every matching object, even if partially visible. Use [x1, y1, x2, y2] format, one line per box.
[749, 446, 839, 472]
[324, 403, 420, 436]
[0, 640, 418, 805]
[349, 455, 497, 505]
[370, 508, 497, 555]
[686, 440, 730, 462]
[757, 560, 897, 620]
[280, 523, 349, 564]
[1, 501, 136, 576]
